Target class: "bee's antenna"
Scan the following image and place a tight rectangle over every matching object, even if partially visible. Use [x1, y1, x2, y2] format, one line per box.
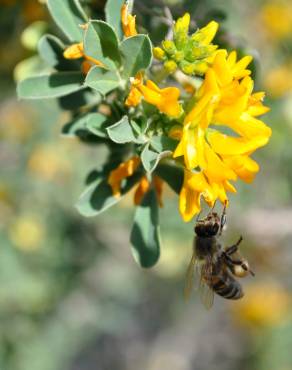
[211, 200, 217, 212]
[219, 201, 227, 235]
[196, 211, 202, 221]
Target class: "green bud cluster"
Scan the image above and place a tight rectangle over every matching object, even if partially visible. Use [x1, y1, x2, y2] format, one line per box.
[153, 13, 218, 76]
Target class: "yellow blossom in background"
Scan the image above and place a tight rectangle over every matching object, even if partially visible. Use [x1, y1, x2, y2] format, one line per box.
[172, 49, 271, 220]
[264, 62, 292, 97]
[9, 215, 45, 252]
[28, 145, 71, 181]
[232, 283, 290, 328]
[0, 102, 35, 142]
[121, 3, 137, 37]
[261, 2, 292, 41]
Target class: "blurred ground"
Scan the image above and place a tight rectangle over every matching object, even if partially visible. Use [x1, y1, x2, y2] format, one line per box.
[1, 1, 292, 370]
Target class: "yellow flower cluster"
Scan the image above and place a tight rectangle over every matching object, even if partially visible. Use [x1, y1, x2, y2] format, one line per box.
[174, 50, 271, 221]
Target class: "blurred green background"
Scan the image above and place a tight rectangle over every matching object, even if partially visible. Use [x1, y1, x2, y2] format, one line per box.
[1, 1, 292, 369]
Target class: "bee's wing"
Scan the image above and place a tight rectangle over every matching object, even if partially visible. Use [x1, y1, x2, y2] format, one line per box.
[199, 279, 215, 310]
[184, 251, 199, 300]
[199, 256, 215, 309]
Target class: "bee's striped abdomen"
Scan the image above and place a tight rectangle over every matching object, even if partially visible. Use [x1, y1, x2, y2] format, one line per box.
[211, 274, 244, 300]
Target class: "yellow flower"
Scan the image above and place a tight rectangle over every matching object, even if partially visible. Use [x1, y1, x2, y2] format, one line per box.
[191, 20, 219, 45]
[28, 145, 71, 181]
[134, 175, 164, 207]
[63, 42, 104, 73]
[121, 3, 137, 37]
[63, 42, 84, 59]
[264, 62, 292, 97]
[261, 2, 292, 41]
[179, 170, 214, 222]
[125, 72, 143, 107]
[126, 80, 182, 118]
[174, 13, 190, 34]
[108, 156, 141, 197]
[173, 49, 271, 220]
[9, 215, 45, 252]
[232, 283, 290, 328]
[108, 158, 164, 206]
[125, 73, 182, 117]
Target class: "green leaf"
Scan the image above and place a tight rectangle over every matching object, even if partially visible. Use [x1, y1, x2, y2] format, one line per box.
[76, 172, 142, 217]
[14, 56, 46, 82]
[106, 115, 144, 144]
[62, 112, 93, 137]
[38, 34, 78, 71]
[120, 35, 152, 79]
[141, 143, 171, 173]
[58, 89, 101, 110]
[17, 72, 85, 99]
[83, 20, 120, 68]
[150, 136, 178, 153]
[130, 189, 161, 268]
[86, 113, 109, 138]
[47, 0, 87, 41]
[105, 0, 125, 40]
[154, 163, 184, 194]
[84, 66, 120, 95]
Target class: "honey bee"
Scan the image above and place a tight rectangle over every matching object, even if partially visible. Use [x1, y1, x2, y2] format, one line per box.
[185, 205, 254, 309]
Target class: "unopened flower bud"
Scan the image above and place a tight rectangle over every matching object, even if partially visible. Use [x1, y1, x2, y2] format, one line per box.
[162, 40, 176, 55]
[164, 60, 177, 73]
[153, 47, 166, 60]
[180, 61, 197, 75]
[174, 51, 185, 62]
[174, 13, 190, 34]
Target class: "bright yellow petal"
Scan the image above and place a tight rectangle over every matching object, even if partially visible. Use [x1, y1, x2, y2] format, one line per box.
[108, 157, 140, 197]
[227, 50, 237, 68]
[211, 50, 233, 86]
[233, 113, 272, 140]
[121, 4, 137, 37]
[223, 155, 259, 183]
[203, 141, 237, 181]
[208, 131, 270, 155]
[199, 21, 219, 45]
[134, 176, 150, 205]
[173, 138, 185, 158]
[153, 176, 164, 207]
[179, 170, 202, 221]
[63, 43, 84, 59]
[184, 125, 198, 169]
[125, 87, 142, 107]
[232, 55, 253, 79]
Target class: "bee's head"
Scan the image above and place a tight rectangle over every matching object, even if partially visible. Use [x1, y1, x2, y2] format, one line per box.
[194, 212, 220, 237]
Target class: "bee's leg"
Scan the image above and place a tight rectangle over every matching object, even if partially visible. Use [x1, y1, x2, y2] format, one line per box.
[219, 201, 227, 236]
[225, 236, 243, 256]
